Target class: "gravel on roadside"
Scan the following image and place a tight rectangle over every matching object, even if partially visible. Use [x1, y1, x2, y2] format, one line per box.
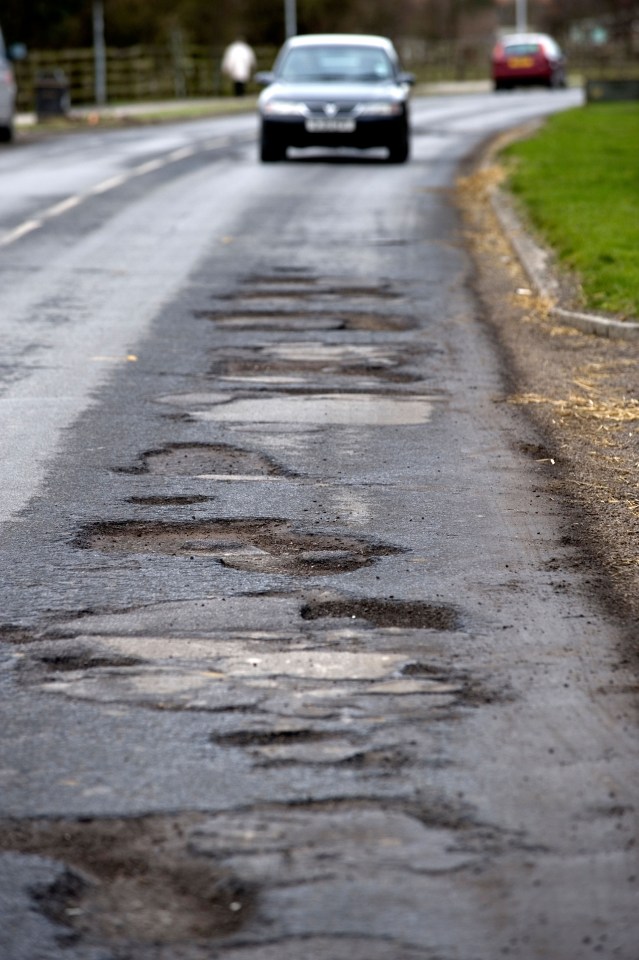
[457, 163, 639, 631]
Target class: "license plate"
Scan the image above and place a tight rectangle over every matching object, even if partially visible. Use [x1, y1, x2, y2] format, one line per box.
[305, 119, 356, 133]
[507, 56, 534, 69]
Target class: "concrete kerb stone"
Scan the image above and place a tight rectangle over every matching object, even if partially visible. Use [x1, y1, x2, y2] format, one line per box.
[482, 126, 639, 342]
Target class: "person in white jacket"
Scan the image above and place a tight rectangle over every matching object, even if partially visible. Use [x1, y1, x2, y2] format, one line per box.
[222, 38, 257, 96]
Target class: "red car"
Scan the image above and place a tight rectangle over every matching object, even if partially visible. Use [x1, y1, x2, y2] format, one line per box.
[492, 33, 566, 91]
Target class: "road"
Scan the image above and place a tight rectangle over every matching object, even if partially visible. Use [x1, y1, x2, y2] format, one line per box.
[1, 89, 637, 959]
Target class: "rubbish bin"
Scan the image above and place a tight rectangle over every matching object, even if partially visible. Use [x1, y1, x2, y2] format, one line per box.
[35, 69, 70, 120]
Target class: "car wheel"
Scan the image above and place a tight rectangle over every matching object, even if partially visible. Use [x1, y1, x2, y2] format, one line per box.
[387, 136, 409, 164]
[0, 123, 14, 143]
[260, 137, 286, 163]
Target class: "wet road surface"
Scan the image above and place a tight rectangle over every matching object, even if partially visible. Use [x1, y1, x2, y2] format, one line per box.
[1, 90, 637, 959]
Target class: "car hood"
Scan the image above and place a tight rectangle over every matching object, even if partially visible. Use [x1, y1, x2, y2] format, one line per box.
[259, 80, 407, 104]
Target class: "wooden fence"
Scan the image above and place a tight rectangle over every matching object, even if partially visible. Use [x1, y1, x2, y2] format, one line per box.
[14, 40, 639, 111]
[14, 45, 278, 110]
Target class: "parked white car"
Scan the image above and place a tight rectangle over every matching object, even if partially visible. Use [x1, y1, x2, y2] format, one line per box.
[0, 25, 18, 142]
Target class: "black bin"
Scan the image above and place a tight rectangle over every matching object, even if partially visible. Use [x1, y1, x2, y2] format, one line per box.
[35, 69, 70, 120]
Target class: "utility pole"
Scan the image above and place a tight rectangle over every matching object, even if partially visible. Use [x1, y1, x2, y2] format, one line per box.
[285, 0, 297, 39]
[93, 0, 107, 104]
[515, 0, 527, 32]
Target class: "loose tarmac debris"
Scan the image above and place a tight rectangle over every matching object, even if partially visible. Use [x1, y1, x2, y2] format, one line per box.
[73, 518, 401, 575]
[118, 442, 291, 477]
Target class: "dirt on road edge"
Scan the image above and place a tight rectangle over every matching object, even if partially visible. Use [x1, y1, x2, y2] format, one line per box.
[457, 161, 639, 638]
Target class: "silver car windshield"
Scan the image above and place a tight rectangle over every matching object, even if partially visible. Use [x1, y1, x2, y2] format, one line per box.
[278, 45, 395, 82]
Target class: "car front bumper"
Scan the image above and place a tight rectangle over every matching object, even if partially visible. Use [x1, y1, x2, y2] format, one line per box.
[261, 114, 408, 150]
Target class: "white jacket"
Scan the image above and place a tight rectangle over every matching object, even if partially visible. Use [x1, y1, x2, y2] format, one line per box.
[222, 42, 256, 83]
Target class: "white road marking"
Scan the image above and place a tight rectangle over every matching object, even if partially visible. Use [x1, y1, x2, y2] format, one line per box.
[0, 135, 242, 248]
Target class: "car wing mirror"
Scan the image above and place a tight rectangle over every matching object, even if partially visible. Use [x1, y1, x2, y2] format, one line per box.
[398, 72, 416, 86]
[8, 43, 27, 62]
[255, 71, 275, 86]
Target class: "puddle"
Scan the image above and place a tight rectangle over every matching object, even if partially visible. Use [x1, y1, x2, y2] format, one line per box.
[119, 442, 290, 478]
[261, 343, 398, 364]
[189, 394, 434, 426]
[214, 650, 410, 681]
[75, 519, 400, 575]
[300, 597, 459, 631]
[0, 816, 252, 943]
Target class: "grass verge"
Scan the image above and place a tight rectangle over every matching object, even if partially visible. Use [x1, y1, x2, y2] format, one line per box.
[502, 102, 639, 320]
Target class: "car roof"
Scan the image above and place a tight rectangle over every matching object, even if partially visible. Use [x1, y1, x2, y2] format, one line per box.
[499, 33, 556, 45]
[284, 34, 396, 52]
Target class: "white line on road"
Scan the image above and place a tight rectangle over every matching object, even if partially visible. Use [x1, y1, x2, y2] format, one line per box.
[0, 135, 245, 249]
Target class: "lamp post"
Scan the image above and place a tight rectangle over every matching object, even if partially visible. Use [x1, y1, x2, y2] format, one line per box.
[285, 0, 297, 39]
[516, 0, 527, 32]
[93, 0, 107, 104]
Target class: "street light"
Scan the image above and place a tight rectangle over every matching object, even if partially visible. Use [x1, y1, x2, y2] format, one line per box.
[285, 0, 297, 39]
[93, 0, 107, 104]
[516, 0, 527, 32]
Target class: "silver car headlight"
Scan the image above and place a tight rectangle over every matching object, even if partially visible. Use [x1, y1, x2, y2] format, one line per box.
[263, 100, 309, 117]
[356, 102, 403, 117]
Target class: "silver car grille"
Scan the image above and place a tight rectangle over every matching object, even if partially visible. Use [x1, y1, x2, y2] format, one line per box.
[305, 102, 358, 118]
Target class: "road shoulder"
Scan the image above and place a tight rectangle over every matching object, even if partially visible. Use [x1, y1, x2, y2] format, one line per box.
[457, 151, 639, 630]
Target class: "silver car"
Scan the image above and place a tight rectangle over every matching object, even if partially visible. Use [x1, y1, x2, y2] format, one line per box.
[0, 25, 17, 142]
[257, 34, 414, 163]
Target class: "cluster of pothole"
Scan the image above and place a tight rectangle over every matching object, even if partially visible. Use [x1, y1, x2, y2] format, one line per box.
[195, 274, 416, 332]
[75, 518, 401, 576]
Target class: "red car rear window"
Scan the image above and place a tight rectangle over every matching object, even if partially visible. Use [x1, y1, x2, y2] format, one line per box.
[503, 43, 542, 56]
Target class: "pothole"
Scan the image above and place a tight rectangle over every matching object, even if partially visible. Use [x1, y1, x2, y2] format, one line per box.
[213, 729, 333, 748]
[118, 442, 292, 478]
[192, 393, 434, 426]
[215, 361, 417, 384]
[243, 274, 319, 288]
[194, 310, 416, 332]
[210, 343, 420, 384]
[0, 816, 253, 943]
[0, 624, 36, 645]
[128, 495, 213, 506]
[35, 651, 144, 672]
[74, 519, 400, 576]
[300, 597, 459, 630]
[223, 283, 402, 301]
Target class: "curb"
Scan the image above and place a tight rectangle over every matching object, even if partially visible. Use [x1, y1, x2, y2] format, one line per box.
[482, 127, 639, 342]
[490, 189, 639, 341]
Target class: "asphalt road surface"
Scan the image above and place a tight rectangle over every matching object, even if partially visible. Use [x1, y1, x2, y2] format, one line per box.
[1, 90, 637, 959]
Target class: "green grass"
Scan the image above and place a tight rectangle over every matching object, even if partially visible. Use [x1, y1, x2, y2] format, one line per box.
[503, 102, 639, 319]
